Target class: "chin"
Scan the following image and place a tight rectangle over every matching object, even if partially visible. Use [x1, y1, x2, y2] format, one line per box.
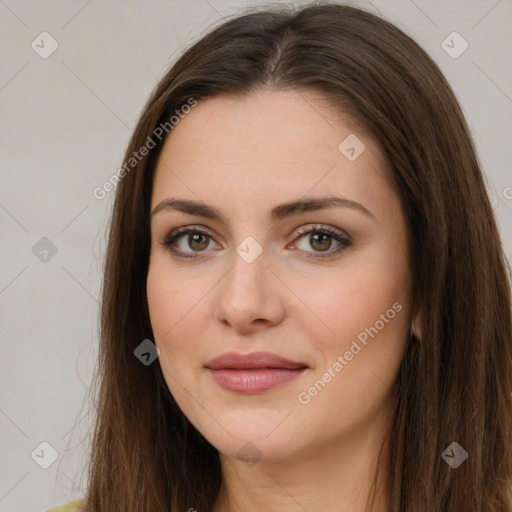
[191, 411, 300, 463]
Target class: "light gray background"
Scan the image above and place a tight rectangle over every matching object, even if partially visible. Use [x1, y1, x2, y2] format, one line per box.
[0, 1, 511, 511]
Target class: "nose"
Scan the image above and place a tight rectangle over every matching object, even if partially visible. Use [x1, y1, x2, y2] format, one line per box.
[214, 246, 286, 334]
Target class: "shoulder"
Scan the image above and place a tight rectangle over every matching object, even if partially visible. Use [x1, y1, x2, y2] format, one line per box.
[45, 499, 83, 512]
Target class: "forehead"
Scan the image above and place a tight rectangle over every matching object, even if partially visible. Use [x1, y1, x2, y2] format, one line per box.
[151, 88, 394, 219]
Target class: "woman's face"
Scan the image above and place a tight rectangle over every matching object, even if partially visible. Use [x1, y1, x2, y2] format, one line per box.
[147, 88, 413, 463]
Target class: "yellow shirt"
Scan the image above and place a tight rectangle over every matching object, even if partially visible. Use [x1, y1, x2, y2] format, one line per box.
[46, 499, 82, 511]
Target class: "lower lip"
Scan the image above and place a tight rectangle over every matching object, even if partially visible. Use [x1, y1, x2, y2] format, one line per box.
[207, 368, 307, 393]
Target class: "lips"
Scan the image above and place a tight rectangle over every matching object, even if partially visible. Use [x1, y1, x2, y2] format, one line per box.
[205, 351, 308, 370]
[205, 352, 309, 393]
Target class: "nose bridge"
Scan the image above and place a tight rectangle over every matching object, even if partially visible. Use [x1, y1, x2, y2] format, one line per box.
[214, 236, 285, 330]
[224, 238, 268, 303]
[225, 225, 268, 280]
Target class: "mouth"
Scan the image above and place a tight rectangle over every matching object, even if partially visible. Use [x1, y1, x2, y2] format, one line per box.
[205, 351, 309, 393]
[206, 367, 308, 393]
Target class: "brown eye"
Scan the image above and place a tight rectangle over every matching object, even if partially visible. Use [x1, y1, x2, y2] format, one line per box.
[291, 224, 351, 258]
[186, 233, 210, 251]
[162, 226, 219, 258]
[308, 232, 333, 252]
[161, 224, 351, 259]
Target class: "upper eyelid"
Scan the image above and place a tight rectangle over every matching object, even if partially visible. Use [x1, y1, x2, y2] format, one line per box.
[164, 224, 217, 241]
[164, 223, 347, 237]
[163, 223, 350, 247]
[294, 223, 350, 239]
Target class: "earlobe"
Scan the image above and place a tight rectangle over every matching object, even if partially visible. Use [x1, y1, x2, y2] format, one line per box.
[411, 312, 423, 341]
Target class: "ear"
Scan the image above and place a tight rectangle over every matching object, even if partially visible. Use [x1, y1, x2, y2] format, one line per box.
[411, 310, 423, 340]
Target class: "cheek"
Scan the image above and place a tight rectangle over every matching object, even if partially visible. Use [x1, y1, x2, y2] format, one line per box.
[302, 256, 410, 358]
[296, 268, 409, 437]
[146, 273, 219, 440]
[147, 260, 177, 337]
[147, 254, 205, 333]
[146, 256, 214, 379]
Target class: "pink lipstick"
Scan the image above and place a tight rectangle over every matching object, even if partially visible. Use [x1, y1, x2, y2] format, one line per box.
[205, 351, 308, 393]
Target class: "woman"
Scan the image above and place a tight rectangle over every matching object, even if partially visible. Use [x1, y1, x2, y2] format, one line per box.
[47, 2, 512, 511]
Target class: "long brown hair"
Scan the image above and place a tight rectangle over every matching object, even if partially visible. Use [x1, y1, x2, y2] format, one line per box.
[79, 2, 512, 510]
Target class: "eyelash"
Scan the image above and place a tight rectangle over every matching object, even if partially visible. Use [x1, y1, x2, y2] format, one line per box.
[161, 224, 352, 260]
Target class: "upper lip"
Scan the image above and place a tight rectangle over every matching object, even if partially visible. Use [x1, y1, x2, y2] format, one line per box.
[205, 351, 308, 370]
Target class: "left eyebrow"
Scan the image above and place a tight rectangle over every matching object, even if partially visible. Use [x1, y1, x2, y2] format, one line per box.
[268, 196, 374, 221]
[150, 195, 375, 223]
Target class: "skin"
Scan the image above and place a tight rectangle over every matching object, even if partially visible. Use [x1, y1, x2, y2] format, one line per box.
[147, 88, 416, 512]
